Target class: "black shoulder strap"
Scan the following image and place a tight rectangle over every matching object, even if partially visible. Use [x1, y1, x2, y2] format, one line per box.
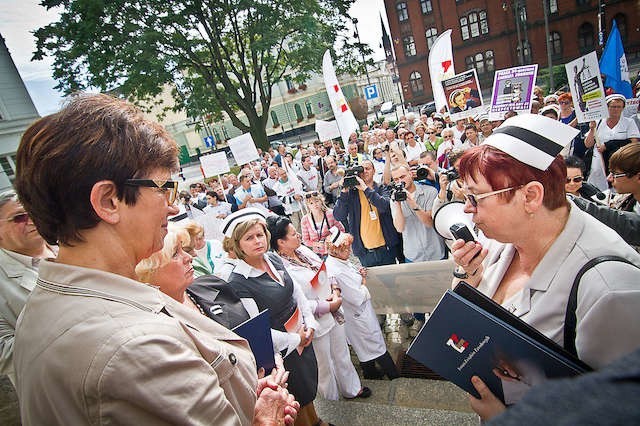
[564, 255, 636, 357]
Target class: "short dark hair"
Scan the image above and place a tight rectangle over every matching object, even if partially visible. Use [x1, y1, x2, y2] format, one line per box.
[265, 215, 291, 252]
[610, 142, 640, 175]
[15, 93, 178, 245]
[464, 123, 478, 132]
[564, 155, 585, 174]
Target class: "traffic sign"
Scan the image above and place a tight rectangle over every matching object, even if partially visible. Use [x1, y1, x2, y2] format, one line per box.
[364, 84, 379, 100]
[203, 135, 215, 148]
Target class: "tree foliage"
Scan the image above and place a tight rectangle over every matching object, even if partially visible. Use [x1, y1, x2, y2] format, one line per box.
[34, 0, 363, 149]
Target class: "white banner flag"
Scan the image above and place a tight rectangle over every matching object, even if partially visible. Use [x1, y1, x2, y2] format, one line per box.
[322, 50, 359, 146]
[428, 30, 455, 114]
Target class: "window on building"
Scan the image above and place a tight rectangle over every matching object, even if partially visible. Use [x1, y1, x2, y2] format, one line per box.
[0, 157, 14, 177]
[420, 0, 432, 14]
[465, 50, 494, 75]
[409, 71, 424, 95]
[294, 104, 303, 121]
[460, 10, 489, 41]
[221, 125, 229, 139]
[425, 28, 438, 49]
[613, 13, 627, 43]
[578, 22, 594, 54]
[270, 111, 279, 126]
[403, 35, 416, 57]
[576, 0, 590, 6]
[517, 40, 532, 64]
[213, 129, 221, 142]
[549, 0, 558, 13]
[549, 31, 562, 57]
[285, 77, 294, 91]
[305, 101, 313, 116]
[397, 2, 409, 22]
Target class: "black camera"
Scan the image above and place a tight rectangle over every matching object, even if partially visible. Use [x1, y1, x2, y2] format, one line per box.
[578, 182, 606, 200]
[343, 165, 364, 188]
[383, 143, 390, 152]
[415, 165, 430, 181]
[390, 181, 407, 202]
[445, 167, 459, 182]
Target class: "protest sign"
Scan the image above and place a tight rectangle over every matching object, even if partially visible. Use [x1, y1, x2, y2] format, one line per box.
[315, 119, 341, 142]
[623, 97, 639, 118]
[199, 151, 230, 177]
[228, 133, 259, 165]
[441, 69, 483, 121]
[565, 52, 608, 123]
[489, 65, 537, 120]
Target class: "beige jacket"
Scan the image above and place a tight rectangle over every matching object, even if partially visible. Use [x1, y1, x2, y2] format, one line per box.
[15, 260, 257, 425]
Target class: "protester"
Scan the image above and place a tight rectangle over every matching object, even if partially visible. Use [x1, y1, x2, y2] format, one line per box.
[298, 155, 320, 192]
[12, 93, 295, 424]
[325, 229, 400, 380]
[235, 174, 268, 210]
[403, 130, 425, 166]
[608, 142, 640, 214]
[181, 220, 226, 278]
[300, 192, 345, 257]
[204, 189, 232, 218]
[564, 156, 586, 198]
[432, 149, 467, 214]
[221, 208, 324, 426]
[0, 190, 57, 387]
[267, 216, 368, 401]
[322, 155, 342, 205]
[274, 168, 304, 232]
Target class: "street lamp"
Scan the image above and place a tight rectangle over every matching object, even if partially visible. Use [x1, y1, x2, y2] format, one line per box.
[351, 17, 379, 121]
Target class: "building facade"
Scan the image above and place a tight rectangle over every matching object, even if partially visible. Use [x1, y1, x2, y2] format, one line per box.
[0, 34, 40, 190]
[384, 0, 639, 105]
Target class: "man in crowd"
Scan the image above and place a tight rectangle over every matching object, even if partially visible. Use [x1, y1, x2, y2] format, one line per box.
[344, 142, 365, 167]
[297, 155, 320, 192]
[403, 130, 425, 166]
[261, 166, 286, 216]
[334, 160, 400, 267]
[234, 174, 268, 210]
[273, 143, 286, 167]
[274, 167, 304, 231]
[189, 183, 208, 209]
[0, 190, 57, 386]
[322, 155, 342, 205]
[462, 123, 480, 148]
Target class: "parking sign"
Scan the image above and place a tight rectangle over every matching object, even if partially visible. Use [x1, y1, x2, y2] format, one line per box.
[364, 84, 379, 100]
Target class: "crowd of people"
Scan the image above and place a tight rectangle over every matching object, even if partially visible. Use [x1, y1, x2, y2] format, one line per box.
[1, 84, 640, 425]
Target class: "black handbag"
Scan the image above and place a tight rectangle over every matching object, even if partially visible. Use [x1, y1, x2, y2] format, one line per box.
[187, 275, 250, 329]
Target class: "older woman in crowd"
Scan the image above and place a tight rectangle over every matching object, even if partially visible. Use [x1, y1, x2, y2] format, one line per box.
[586, 94, 640, 191]
[181, 220, 226, 278]
[221, 209, 326, 426]
[12, 93, 295, 424]
[300, 192, 345, 257]
[450, 115, 640, 420]
[267, 215, 369, 401]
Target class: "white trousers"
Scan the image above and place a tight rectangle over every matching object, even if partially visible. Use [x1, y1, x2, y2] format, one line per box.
[313, 323, 362, 400]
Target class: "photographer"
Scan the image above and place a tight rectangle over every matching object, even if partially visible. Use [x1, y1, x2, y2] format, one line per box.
[333, 160, 400, 267]
[432, 149, 467, 215]
[390, 165, 445, 263]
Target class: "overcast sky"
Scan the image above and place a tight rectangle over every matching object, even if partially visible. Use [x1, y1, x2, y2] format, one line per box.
[0, 0, 390, 116]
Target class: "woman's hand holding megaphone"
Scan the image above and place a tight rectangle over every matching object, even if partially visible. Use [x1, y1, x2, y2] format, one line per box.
[451, 239, 488, 288]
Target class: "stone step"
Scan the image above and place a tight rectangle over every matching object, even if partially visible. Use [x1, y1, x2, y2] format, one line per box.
[314, 377, 477, 425]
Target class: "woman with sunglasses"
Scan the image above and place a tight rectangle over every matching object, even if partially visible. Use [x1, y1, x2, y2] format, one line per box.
[0, 190, 57, 387]
[300, 192, 345, 257]
[564, 156, 586, 197]
[12, 94, 296, 425]
[450, 115, 640, 420]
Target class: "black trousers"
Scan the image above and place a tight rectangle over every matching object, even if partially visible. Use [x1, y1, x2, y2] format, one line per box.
[360, 351, 400, 380]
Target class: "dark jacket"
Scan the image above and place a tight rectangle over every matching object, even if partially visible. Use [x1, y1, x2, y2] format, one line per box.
[333, 183, 400, 257]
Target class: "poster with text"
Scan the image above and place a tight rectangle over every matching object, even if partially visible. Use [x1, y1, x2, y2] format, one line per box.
[441, 69, 483, 122]
[624, 97, 639, 118]
[315, 119, 342, 142]
[200, 151, 230, 177]
[565, 51, 608, 123]
[489, 65, 538, 121]
[228, 133, 259, 166]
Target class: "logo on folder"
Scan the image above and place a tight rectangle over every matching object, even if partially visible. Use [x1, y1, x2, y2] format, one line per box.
[446, 334, 469, 353]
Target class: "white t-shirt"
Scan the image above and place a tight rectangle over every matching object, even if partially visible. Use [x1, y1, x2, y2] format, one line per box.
[404, 143, 426, 162]
[589, 117, 640, 191]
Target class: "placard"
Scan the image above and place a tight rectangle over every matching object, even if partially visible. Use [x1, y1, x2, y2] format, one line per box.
[441, 69, 484, 121]
[489, 65, 538, 121]
[565, 51, 608, 123]
[199, 151, 230, 177]
[315, 119, 341, 142]
[228, 133, 259, 165]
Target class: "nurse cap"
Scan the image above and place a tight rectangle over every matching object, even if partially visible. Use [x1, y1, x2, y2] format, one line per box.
[328, 226, 349, 246]
[605, 93, 626, 106]
[220, 207, 267, 238]
[484, 114, 579, 171]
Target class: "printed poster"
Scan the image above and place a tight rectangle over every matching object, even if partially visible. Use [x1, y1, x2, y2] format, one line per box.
[565, 51, 608, 123]
[489, 65, 538, 121]
[441, 69, 484, 121]
[228, 133, 259, 166]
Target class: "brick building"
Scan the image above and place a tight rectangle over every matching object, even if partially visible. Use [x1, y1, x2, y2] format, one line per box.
[383, 0, 639, 106]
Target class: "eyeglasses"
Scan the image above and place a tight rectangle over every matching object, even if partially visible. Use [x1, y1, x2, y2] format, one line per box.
[559, 101, 571, 105]
[609, 172, 628, 179]
[566, 176, 583, 183]
[305, 191, 319, 199]
[464, 186, 521, 207]
[443, 135, 453, 139]
[0, 212, 30, 224]
[125, 179, 179, 204]
[426, 131, 435, 134]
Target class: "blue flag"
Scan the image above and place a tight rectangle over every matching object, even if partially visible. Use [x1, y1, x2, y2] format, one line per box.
[599, 20, 632, 98]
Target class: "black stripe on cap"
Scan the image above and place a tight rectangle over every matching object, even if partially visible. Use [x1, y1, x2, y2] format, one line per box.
[331, 228, 341, 243]
[492, 125, 561, 157]
[222, 210, 266, 235]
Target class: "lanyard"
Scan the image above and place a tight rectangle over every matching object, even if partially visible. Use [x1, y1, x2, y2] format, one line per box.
[310, 212, 327, 240]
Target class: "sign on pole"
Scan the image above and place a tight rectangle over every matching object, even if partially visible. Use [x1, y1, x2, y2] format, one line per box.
[441, 69, 484, 122]
[364, 84, 379, 100]
[315, 119, 341, 142]
[228, 133, 259, 165]
[489, 65, 538, 121]
[203, 135, 215, 148]
[199, 151, 230, 177]
[565, 51, 607, 123]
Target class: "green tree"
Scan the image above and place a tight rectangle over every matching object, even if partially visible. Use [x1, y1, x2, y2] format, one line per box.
[34, 0, 360, 150]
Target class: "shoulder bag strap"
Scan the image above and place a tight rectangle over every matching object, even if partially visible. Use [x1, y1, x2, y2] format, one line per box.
[564, 255, 636, 357]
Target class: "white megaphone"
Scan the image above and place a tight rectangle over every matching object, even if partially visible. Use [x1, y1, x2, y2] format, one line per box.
[433, 201, 477, 245]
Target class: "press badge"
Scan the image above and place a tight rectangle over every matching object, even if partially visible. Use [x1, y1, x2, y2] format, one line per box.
[369, 210, 378, 220]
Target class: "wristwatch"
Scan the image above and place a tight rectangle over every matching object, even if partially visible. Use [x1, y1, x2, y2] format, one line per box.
[453, 268, 468, 279]
[411, 207, 421, 211]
